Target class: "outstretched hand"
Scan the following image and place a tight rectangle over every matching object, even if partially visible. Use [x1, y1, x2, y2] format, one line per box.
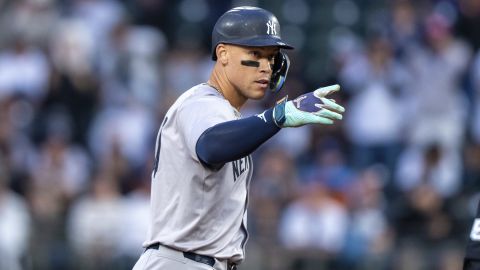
[273, 84, 345, 128]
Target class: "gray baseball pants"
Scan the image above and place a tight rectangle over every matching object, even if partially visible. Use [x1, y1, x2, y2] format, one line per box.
[132, 244, 235, 270]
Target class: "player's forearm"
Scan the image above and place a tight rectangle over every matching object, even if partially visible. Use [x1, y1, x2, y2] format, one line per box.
[196, 108, 280, 168]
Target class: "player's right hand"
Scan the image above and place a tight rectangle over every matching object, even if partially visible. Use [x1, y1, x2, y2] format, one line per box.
[273, 84, 345, 128]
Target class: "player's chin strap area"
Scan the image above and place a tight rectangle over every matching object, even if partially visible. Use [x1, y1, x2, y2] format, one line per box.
[240, 52, 290, 93]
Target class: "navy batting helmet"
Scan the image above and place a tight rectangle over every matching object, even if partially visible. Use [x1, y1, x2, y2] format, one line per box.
[211, 6, 293, 60]
[211, 6, 294, 93]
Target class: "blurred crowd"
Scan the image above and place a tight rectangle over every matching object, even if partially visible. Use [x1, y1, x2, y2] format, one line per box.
[1, 0, 480, 270]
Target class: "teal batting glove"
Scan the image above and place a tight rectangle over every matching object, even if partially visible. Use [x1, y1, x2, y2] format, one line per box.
[273, 84, 345, 128]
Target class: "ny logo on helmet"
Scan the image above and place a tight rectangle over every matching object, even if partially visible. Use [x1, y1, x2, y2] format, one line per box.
[266, 20, 277, 35]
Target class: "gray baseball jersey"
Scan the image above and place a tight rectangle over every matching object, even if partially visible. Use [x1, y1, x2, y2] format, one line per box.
[143, 83, 253, 264]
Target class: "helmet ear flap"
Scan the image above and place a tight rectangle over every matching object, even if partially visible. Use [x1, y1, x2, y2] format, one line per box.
[269, 52, 290, 93]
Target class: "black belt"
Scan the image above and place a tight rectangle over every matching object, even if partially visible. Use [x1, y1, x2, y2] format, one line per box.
[146, 243, 237, 269]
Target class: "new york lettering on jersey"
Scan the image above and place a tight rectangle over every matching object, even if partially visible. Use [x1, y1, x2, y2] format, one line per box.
[232, 156, 251, 182]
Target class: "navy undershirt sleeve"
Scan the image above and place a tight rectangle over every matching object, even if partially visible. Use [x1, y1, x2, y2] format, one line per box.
[196, 108, 280, 169]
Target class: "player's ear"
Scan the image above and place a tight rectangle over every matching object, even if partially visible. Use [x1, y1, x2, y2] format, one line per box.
[216, 44, 228, 65]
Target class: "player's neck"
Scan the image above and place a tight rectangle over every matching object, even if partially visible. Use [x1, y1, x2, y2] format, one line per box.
[208, 69, 246, 110]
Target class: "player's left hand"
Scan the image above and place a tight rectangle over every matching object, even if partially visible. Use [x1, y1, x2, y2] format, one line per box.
[273, 84, 345, 127]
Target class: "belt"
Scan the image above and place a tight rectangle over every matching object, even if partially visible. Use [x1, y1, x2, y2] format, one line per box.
[146, 243, 237, 270]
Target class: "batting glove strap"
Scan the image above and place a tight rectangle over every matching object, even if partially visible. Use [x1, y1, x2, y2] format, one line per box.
[272, 96, 287, 127]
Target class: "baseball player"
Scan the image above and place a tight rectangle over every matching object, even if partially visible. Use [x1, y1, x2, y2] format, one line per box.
[132, 6, 344, 270]
[464, 198, 480, 269]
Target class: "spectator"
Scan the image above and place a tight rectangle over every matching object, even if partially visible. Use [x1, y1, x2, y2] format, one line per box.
[46, 18, 100, 145]
[67, 165, 123, 270]
[0, 0, 60, 48]
[395, 142, 462, 198]
[99, 22, 167, 109]
[455, 0, 480, 51]
[393, 142, 461, 270]
[117, 176, 151, 270]
[0, 36, 50, 102]
[279, 181, 349, 268]
[405, 11, 472, 151]
[88, 98, 156, 170]
[27, 117, 91, 269]
[340, 34, 409, 171]
[249, 148, 297, 269]
[0, 155, 31, 270]
[302, 139, 356, 199]
[388, 0, 421, 58]
[344, 165, 393, 270]
[469, 47, 480, 146]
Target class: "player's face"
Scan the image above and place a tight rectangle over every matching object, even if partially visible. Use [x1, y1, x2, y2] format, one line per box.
[224, 45, 279, 100]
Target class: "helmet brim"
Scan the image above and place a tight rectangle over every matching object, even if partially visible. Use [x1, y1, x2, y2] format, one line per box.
[229, 36, 294, 50]
[212, 37, 294, 60]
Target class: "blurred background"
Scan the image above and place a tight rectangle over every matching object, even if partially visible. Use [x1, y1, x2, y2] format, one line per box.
[0, 0, 480, 269]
